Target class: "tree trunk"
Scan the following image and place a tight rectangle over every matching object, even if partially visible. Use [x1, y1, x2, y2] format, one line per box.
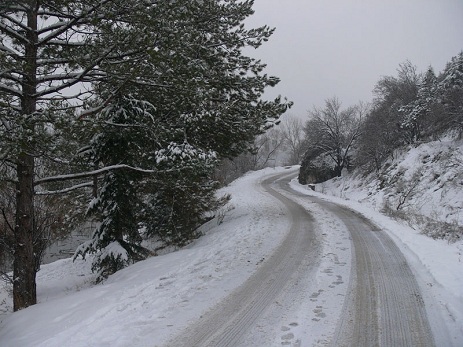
[13, 154, 37, 311]
[13, 2, 38, 311]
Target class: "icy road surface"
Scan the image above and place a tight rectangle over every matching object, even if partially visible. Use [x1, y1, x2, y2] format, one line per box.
[165, 172, 435, 347]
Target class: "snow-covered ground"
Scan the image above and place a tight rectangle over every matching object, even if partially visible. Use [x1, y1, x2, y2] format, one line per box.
[289, 180, 463, 346]
[0, 164, 462, 346]
[0, 167, 293, 346]
[319, 137, 463, 241]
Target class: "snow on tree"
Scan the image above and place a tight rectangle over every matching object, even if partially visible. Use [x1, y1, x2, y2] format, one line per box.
[399, 67, 437, 142]
[398, 53, 463, 141]
[0, 0, 140, 311]
[436, 52, 463, 135]
[1, 0, 290, 307]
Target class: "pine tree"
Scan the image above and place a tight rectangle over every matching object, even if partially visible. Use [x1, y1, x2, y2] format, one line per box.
[74, 0, 291, 279]
[436, 52, 463, 135]
[75, 97, 156, 281]
[1, 0, 290, 305]
[399, 67, 436, 142]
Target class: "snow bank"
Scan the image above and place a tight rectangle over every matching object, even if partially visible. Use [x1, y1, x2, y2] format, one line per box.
[316, 138, 463, 239]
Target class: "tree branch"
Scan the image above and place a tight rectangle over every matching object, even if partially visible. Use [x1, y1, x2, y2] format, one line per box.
[35, 164, 160, 185]
[0, 83, 22, 97]
[0, 43, 21, 57]
[0, 22, 30, 44]
[33, 45, 117, 98]
[35, 181, 94, 195]
[0, 12, 30, 32]
[1, 208, 15, 233]
[37, 0, 113, 47]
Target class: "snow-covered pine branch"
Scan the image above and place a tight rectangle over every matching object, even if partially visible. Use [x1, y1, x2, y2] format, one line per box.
[0, 43, 20, 57]
[33, 45, 118, 98]
[0, 83, 22, 97]
[0, 22, 30, 44]
[35, 164, 160, 185]
[36, 0, 114, 46]
[35, 181, 94, 195]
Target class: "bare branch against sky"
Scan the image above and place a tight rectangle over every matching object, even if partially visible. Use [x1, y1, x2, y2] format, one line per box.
[247, 0, 463, 117]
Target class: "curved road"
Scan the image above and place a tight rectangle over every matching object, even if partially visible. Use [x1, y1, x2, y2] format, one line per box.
[165, 171, 435, 346]
[302, 191, 435, 347]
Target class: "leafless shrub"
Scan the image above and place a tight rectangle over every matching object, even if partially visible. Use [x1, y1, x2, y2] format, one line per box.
[422, 219, 462, 243]
[381, 198, 462, 243]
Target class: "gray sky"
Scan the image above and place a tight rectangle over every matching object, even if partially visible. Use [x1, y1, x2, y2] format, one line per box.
[246, 0, 463, 117]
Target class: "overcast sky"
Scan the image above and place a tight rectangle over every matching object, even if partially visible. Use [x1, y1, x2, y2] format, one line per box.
[246, 0, 463, 118]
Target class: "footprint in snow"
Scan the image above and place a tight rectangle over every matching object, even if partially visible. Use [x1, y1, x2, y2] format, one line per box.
[280, 323, 301, 346]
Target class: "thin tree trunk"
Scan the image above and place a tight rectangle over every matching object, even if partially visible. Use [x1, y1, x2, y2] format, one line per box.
[13, 2, 38, 311]
[14, 153, 37, 310]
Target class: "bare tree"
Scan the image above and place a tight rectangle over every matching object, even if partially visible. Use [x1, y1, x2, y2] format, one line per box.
[280, 115, 305, 165]
[251, 128, 285, 169]
[214, 127, 285, 185]
[303, 97, 363, 177]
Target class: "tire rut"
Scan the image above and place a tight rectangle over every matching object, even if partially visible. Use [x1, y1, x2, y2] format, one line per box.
[163, 172, 321, 347]
[320, 202, 436, 347]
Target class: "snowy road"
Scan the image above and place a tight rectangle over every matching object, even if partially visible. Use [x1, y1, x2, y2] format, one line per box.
[299, 196, 435, 347]
[165, 173, 323, 346]
[165, 171, 435, 347]
[2, 168, 457, 347]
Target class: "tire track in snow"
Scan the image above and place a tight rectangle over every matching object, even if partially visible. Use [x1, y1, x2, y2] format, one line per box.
[319, 201, 436, 347]
[164, 171, 435, 346]
[163, 172, 322, 347]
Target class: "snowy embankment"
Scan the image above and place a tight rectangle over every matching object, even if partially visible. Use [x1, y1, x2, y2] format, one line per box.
[320, 137, 463, 238]
[0, 167, 294, 347]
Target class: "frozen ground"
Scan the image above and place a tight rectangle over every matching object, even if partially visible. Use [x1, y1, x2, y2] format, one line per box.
[0, 164, 462, 346]
[317, 137, 463, 240]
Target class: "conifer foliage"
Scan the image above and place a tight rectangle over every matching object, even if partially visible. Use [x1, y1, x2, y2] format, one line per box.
[0, 1, 290, 308]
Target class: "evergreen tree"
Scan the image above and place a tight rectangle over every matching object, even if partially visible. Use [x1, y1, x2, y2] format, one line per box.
[399, 67, 436, 142]
[436, 52, 463, 136]
[74, 0, 291, 279]
[355, 61, 421, 172]
[75, 97, 156, 281]
[1, 0, 290, 306]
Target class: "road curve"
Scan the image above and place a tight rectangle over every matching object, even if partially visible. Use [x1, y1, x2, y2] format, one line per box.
[279, 177, 436, 347]
[164, 171, 322, 347]
[316, 200, 436, 347]
[165, 171, 436, 346]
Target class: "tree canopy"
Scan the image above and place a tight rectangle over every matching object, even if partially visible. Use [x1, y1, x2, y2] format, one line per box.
[0, 0, 290, 310]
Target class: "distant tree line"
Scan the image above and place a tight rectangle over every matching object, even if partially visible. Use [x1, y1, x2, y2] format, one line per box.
[299, 52, 463, 184]
[215, 115, 305, 185]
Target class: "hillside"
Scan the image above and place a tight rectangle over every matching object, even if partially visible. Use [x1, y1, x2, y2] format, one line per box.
[309, 135, 463, 242]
